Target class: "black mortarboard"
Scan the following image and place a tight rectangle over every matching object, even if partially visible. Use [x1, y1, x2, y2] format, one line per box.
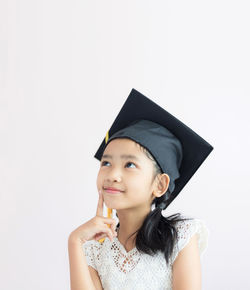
[94, 88, 214, 207]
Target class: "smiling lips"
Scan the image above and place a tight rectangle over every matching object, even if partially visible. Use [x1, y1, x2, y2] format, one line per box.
[104, 187, 124, 193]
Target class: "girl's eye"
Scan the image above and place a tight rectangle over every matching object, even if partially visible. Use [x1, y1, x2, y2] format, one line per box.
[101, 161, 110, 166]
[125, 162, 136, 168]
[101, 161, 136, 168]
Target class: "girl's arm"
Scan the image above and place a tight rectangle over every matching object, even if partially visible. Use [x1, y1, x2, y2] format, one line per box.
[172, 233, 202, 290]
[68, 235, 102, 290]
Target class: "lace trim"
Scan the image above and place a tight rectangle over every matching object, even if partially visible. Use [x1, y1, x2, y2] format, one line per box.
[171, 218, 209, 264]
[83, 218, 209, 275]
[111, 237, 141, 274]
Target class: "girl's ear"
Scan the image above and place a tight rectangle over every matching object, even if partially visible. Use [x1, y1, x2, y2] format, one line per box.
[155, 173, 170, 197]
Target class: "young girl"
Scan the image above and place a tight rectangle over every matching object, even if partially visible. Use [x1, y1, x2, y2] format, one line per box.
[68, 88, 213, 290]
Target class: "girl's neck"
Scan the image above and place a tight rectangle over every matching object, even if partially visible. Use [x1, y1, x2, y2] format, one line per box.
[116, 226, 136, 244]
[116, 226, 136, 252]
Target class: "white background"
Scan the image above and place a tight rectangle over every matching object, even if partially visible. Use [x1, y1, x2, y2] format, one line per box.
[1, 1, 250, 289]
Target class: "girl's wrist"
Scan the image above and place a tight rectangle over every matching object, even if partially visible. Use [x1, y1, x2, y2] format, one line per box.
[68, 233, 86, 245]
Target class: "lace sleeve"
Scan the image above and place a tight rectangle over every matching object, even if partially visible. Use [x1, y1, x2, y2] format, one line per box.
[82, 240, 98, 270]
[171, 218, 209, 264]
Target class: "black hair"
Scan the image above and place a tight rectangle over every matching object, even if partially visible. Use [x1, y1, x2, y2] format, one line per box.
[115, 142, 193, 266]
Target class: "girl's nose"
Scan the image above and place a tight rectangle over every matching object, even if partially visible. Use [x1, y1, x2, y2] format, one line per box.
[106, 166, 122, 182]
[107, 174, 122, 183]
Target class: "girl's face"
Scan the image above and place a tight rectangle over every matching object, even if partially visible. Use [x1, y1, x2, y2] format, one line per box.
[96, 138, 158, 211]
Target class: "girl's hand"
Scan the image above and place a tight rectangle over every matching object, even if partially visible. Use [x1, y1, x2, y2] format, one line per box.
[68, 190, 118, 244]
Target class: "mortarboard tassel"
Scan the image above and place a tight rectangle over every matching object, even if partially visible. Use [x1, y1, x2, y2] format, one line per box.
[98, 130, 113, 244]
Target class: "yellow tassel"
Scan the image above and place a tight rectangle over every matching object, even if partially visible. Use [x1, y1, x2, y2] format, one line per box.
[98, 130, 113, 244]
[105, 130, 109, 144]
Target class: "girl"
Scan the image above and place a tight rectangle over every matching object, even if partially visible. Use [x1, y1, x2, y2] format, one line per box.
[68, 88, 213, 290]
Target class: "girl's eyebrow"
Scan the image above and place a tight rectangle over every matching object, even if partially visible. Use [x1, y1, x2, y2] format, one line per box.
[101, 154, 140, 161]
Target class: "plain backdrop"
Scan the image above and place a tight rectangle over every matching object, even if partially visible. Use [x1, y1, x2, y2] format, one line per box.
[1, 1, 250, 289]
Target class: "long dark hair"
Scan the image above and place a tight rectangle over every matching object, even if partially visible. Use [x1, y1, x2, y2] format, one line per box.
[115, 143, 193, 266]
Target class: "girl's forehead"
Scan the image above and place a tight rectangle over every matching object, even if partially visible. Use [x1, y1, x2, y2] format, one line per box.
[103, 138, 145, 158]
[105, 138, 140, 150]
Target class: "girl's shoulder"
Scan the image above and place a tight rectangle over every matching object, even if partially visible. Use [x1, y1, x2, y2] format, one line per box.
[82, 239, 104, 270]
[171, 216, 210, 264]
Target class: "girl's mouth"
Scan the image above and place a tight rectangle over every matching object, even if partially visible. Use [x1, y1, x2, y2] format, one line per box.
[104, 188, 123, 194]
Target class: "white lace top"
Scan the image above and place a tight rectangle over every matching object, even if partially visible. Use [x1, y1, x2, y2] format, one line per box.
[82, 218, 209, 290]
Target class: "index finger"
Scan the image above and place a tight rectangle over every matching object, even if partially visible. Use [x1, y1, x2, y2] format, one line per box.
[96, 189, 104, 217]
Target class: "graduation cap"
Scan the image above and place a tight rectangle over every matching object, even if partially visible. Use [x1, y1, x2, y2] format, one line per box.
[94, 88, 213, 242]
